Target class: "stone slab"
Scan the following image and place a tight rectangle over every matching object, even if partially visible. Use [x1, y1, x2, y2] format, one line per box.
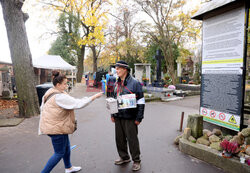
[143, 86, 175, 93]
[175, 84, 201, 91]
[161, 96, 184, 102]
[179, 138, 250, 173]
[0, 118, 24, 127]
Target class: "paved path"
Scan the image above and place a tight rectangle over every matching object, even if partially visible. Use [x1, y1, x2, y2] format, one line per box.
[0, 85, 226, 173]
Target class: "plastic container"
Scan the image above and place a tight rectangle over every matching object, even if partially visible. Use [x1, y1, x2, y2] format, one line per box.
[106, 98, 118, 114]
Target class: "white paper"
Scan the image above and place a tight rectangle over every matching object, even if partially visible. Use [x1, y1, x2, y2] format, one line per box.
[117, 94, 137, 110]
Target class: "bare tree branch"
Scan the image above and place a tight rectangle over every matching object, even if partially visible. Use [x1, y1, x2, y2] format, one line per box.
[38, 30, 59, 40]
[136, 1, 158, 26]
[108, 12, 123, 21]
[38, 1, 64, 9]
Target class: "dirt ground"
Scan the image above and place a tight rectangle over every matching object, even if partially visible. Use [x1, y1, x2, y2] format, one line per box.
[0, 99, 19, 119]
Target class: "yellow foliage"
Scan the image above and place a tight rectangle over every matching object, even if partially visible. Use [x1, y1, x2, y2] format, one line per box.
[46, 0, 109, 47]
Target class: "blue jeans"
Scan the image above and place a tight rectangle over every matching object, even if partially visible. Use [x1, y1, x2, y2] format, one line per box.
[41, 134, 72, 173]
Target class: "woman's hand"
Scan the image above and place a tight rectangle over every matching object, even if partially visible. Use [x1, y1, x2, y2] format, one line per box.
[95, 92, 103, 98]
[91, 92, 103, 101]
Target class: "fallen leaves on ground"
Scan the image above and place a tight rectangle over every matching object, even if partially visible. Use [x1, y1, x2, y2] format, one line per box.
[0, 99, 18, 110]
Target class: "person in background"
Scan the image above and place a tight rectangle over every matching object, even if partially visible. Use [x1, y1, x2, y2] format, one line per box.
[67, 80, 72, 92]
[111, 60, 145, 171]
[93, 72, 97, 88]
[93, 72, 96, 81]
[107, 72, 116, 98]
[39, 71, 103, 173]
[106, 72, 110, 83]
[85, 73, 89, 86]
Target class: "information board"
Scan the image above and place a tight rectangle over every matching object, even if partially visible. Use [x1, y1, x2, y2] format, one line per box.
[200, 6, 246, 131]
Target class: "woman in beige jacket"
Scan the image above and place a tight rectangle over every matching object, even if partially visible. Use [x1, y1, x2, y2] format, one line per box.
[40, 71, 102, 173]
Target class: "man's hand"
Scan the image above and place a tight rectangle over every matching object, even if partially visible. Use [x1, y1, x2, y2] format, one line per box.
[135, 121, 140, 125]
[111, 117, 115, 123]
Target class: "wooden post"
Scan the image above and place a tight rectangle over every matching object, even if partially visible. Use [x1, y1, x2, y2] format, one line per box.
[179, 112, 184, 132]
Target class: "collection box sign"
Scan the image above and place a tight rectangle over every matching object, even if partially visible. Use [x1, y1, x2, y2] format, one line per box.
[200, 6, 246, 131]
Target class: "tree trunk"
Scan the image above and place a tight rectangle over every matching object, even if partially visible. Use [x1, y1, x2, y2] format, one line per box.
[168, 62, 176, 85]
[162, 45, 176, 85]
[76, 45, 85, 82]
[166, 42, 177, 85]
[1, 0, 39, 117]
[91, 46, 98, 73]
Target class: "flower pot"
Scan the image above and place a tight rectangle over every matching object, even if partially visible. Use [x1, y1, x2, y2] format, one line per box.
[222, 151, 232, 158]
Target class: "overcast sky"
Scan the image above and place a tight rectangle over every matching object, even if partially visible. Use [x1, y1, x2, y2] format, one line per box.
[0, 1, 58, 63]
[0, 0, 201, 64]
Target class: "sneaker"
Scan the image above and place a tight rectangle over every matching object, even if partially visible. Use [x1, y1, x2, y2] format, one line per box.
[114, 158, 131, 165]
[65, 166, 82, 173]
[132, 162, 141, 171]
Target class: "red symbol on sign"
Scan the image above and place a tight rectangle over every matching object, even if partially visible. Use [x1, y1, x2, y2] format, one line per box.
[219, 113, 226, 121]
[202, 108, 207, 116]
[210, 111, 216, 118]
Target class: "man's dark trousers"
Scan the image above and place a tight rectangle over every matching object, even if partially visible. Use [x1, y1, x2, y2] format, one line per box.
[115, 118, 141, 162]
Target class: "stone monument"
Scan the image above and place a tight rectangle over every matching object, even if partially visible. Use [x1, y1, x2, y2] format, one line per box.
[134, 63, 151, 84]
[153, 49, 164, 87]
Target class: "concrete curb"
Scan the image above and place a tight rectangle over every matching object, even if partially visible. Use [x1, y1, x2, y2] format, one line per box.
[179, 138, 250, 173]
[0, 118, 25, 127]
[145, 97, 161, 102]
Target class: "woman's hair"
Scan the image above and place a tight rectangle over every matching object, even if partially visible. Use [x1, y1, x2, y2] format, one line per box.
[52, 71, 67, 86]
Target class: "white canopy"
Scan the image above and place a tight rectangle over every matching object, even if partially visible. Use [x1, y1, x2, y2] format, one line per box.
[33, 55, 76, 70]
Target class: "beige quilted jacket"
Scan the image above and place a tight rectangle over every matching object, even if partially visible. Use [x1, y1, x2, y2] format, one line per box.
[39, 88, 76, 135]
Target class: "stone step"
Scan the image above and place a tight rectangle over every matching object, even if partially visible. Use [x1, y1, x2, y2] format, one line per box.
[0, 118, 24, 127]
[244, 114, 250, 119]
[244, 119, 250, 126]
[244, 103, 250, 109]
[244, 108, 250, 114]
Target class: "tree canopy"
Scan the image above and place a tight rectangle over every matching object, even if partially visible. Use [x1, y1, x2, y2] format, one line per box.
[134, 0, 201, 84]
[48, 13, 80, 66]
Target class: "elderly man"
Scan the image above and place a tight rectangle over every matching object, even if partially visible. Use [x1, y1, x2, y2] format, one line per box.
[111, 60, 145, 171]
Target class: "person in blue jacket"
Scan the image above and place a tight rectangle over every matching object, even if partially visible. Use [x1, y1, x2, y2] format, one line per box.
[107, 72, 116, 97]
[111, 60, 145, 171]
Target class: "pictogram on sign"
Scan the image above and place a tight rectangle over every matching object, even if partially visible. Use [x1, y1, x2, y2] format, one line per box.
[202, 108, 207, 115]
[229, 115, 237, 124]
[219, 113, 226, 121]
[210, 110, 216, 118]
